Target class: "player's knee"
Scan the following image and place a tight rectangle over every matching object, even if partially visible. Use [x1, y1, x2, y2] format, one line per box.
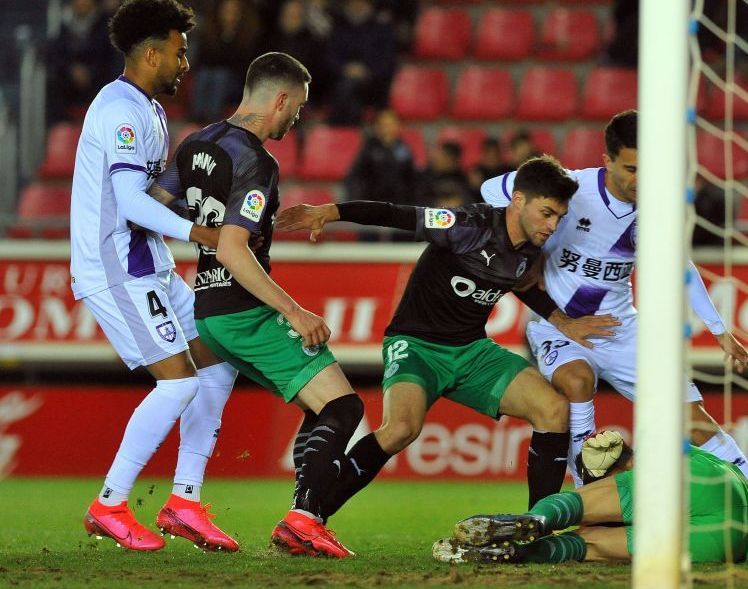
[378, 418, 422, 454]
[319, 393, 364, 435]
[555, 368, 595, 402]
[535, 391, 569, 432]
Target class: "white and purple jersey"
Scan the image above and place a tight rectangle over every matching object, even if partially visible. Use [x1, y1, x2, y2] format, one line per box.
[70, 76, 173, 300]
[482, 167, 637, 326]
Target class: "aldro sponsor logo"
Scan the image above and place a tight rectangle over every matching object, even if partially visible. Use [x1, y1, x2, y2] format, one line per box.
[450, 276, 505, 306]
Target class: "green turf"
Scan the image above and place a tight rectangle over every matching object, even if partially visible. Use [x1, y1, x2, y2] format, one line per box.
[0, 478, 743, 588]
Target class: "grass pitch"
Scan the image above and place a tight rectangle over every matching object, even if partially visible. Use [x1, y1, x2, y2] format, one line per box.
[0, 478, 742, 588]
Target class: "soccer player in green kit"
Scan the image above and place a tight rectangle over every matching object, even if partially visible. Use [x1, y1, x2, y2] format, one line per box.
[434, 431, 748, 564]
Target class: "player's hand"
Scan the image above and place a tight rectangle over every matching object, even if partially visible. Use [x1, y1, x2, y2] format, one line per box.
[581, 430, 624, 477]
[548, 311, 621, 349]
[286, 306, 331, 349]
[189, 225, 221, 249]
[717, 332, 748, 373]
[276, 204, 339, 243]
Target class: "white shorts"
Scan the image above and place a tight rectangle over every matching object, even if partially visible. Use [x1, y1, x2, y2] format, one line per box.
[83, 270, 198, 369]
[526, 319, 702, 403]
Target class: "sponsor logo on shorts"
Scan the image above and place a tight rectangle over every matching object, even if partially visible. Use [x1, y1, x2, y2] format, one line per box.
[425, 208, 455, 229]
[115, 124, 137, 153]
[240, 190, 266, 223]
[544, 350, 558, 366]
[302, 344, 321, 357]
[384, 362, 400, 379]
[156, 320, 176, 343]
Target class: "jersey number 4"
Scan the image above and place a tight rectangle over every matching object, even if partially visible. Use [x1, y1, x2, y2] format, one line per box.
[147, 290, 168, 318]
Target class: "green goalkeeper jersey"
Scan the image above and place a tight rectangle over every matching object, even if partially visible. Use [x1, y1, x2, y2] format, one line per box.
[615, 446, 748, 562]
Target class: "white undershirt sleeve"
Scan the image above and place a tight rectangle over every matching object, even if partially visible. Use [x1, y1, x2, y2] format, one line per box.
[111, 169, 193, 242]
[687, 260, 726, 336]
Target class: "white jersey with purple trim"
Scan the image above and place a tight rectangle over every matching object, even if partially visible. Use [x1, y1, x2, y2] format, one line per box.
[481, 167, 637, 328]
[70, 76, 173, 300]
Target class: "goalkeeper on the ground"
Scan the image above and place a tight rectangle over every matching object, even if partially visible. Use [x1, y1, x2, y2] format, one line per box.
[434, 431, 748, 564]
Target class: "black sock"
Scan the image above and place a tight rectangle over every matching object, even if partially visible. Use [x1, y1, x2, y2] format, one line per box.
[321, 432, 391, 520]
[291, 410, 318, 507]
[527, 431, 570, 509]
[294, 394, 364, 517]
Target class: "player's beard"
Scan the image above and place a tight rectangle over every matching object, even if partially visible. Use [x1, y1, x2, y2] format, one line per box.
[269, 112, 295, 140]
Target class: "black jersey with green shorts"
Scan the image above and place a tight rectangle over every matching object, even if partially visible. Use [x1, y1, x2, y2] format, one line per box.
[614, 446, 748, 563]
[337, 201, 558, 417]
[156, 122, 336, 401]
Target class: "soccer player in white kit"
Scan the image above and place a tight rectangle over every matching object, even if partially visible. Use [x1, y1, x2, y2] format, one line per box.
[482, 110, 748, 486]
[70, 0, 239, 551]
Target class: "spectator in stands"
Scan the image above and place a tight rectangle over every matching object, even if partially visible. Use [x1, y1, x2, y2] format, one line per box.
[376, 0, 419, 52]
[46, 0, 120, 123]
[189, 0, 262, 123]
[600, 0, 638, 68]
[416, 141, 471, 208]
[468, 137, 511, 201]
[692, 175, 727, 247]
[326, 0, 397, 126]
[506, 130, 542, 171]
[268, 0, 330, 107]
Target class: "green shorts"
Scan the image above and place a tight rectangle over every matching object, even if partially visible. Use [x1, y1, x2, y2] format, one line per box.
[381, 335, 530, 418]
[615, 449, 748, 562]
[196, 305, 337, 402]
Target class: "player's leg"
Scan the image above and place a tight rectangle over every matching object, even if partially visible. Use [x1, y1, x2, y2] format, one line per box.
[83, 275, 201, 550]
[499, 367, 569, 507]
[688, 397, 748, 476]
[527, 321, 599, 487]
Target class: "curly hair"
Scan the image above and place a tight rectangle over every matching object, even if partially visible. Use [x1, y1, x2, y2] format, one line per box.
[109, 0, 195, 56]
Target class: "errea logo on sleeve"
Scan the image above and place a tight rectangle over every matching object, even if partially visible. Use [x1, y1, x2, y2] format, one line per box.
[115, 124, 137, 153]
[240, 190, 266, 222]
[425, 208, 455, 229]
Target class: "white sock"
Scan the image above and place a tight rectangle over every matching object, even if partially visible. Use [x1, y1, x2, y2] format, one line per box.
[98, 485, 128, 507]
[102, 377, 199, 499]
[568, 400, 596, 488]
[174, 362, 237, 490]
[700, 431, 748, 476]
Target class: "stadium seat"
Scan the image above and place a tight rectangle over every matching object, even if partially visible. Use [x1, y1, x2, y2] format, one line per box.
[297, 126, 361, 181]
[581, 68, 638, 120]
[706, 77, 748, 121]
[280, 185, 335, 209]
[401, 127, 428, 169]
[451, 67, 513, 120]
[437, 127, 487, 170]
[9, 182, 71, 238]
[697, 130, 748, 180]
[38, 123, 82, 179]
[561, 128, 606, 170]
[474, 9, 534, 61]
[412, 8, 471, 61]
[536, 9, 601, 61]
[389, 66, 449, 121]
[516, 67, 578, 121]
[266, 130, 299, 179]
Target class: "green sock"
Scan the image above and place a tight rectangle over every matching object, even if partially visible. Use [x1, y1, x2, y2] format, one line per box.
[528, 491, 583, 530]
[522, 531, 587, 563]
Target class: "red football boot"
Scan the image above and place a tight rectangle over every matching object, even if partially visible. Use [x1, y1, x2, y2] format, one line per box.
[271, 510, 354, 558]
[84, 499, 165, 551]
[156, 494, 239, 552]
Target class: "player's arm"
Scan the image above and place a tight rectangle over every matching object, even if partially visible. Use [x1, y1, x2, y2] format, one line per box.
[216, 224, 328, 348]
[688, 260, 748, 371]
[275, 201, 417, 242]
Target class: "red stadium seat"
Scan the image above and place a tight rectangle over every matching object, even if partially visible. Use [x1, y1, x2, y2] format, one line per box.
[437, 127, 487, 170]
[451, 67, 514, 120]
[706, 77, 748, 121]
[10, 182, 72, 238]
[38, 123, 82, 179]
[474, 9, 534, 61]
[561, 128, 606, 170]
[581, 68, 638, 120]
[536, 9, 601, 61]
[412, 8, 471, 61]
[266, 130, 299, 179]
[389, 66, 449, 121]
[401, 127, 428, 169]
[697, 130, 748, 180]
[298, 126, 361, 181]
[516, 67, 578, 121]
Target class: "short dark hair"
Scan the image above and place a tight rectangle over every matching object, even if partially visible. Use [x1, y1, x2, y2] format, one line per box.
[109, 0, 195, 56]
[244, 52, 311, 93]
[605, 109, 637, 159]
[575, 441, 634, 485]
[514, 155, 578, 203]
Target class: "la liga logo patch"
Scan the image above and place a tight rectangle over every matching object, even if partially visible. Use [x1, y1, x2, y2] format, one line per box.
[115, 123, 137, 153]
[240, 189, 266, 222]
[425, 208, 455, 229]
